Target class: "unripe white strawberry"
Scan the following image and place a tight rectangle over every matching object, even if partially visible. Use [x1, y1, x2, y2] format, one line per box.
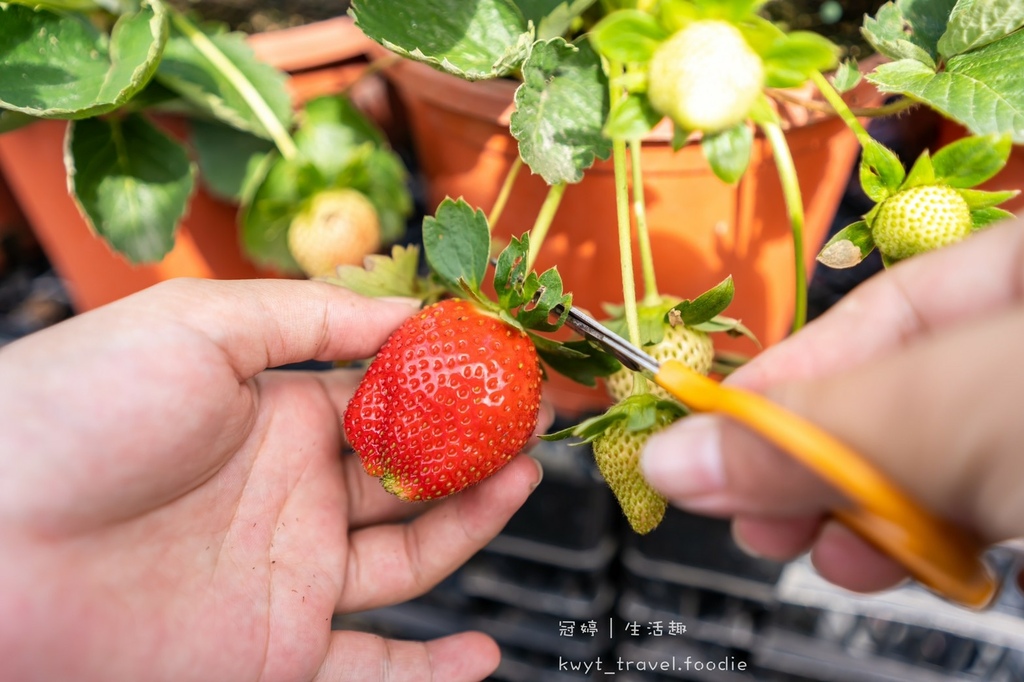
[288, 188, 382, 278]
[647, 19, 764, 133]
[592, 404, 677, 534]
[872, 184, 973, 262]
[605, 324, 714, 403]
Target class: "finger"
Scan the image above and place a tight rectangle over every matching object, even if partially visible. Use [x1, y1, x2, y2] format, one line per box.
[141, 279, 420, 378]
[729, 218, 1024, 393]
[810, 521, 909, 593]
[315, 630, 499, 682]
[642, 414, 845, 517]
[732, 515, 822, 561]
[341, 453, 426, 529]
[338, 455, 542, 613]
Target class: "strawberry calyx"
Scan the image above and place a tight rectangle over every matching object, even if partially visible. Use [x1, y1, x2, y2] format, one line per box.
[543, 392, 686, 444]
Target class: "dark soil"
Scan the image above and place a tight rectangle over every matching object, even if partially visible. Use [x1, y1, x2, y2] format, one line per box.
[165, 0, 352, 33]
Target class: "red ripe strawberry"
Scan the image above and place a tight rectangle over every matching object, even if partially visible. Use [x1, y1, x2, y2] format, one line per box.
[344, 298, 543, 501]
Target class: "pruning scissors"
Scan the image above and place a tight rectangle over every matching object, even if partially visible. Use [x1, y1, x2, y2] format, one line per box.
[554, 302, 998, 609]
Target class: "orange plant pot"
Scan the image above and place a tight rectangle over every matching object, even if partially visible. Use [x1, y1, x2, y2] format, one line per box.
[0, 17, 377, 313]
[378, 56, 880, 413]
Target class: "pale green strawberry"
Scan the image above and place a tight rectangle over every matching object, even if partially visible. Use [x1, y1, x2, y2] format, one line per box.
[545, 394, 685, 535]
[288, 188, 382, 278]
[871, 184, 973, 262]
[647, 19, 764, 133]
[591, 400, 680, 534]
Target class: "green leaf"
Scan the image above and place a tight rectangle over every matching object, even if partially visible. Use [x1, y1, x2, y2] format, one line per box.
[667, 277, 735, 327]
[66, 114, 195, 264]
[531, 336, 620, 388]
[351, 0, 533, 80]
[931, 133, 1013, 188]
[900, 149, 935, 189]
[514, 268, 571, 331]
[156, 24, 292, 139]
[191, 119, 274, 202]
[0, 109, 37, 135]
[589, 9, 669, 63]
[832, 59, 862, 94]
[493, 234, 531, 309]
[511, 37, 612, 185]
[657, 0, 701, 33]
[859, 138, 906, 202]
[937, 0, 1024, 58]
[358, 148, 413, 244]
[761, 31, 839, 89]
[701, 124, 752, 184]
[816, 220, 875, 269]
[692, 315, 759, 345]
[970, 206, 1015, 230]
[956, 188, 1020, 210]
[516, 0, 597, 40]
[240, 154, 323, 272]
[326, 245, 443, 301]
[861, 0, 957, 66]
[295, 97, 385, 180]
[0, 2, 167, 118]
[866, 32, 1024, 143]
[422, 198, 491, 294]
[604, 93, 662, 140]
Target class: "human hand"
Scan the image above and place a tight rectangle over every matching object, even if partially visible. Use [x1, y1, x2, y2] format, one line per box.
[642, 219, 1024, 594]
[0, 279, 544, 681]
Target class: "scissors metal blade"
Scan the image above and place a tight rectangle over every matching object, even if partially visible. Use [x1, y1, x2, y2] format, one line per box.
[552, 303, 659, 375]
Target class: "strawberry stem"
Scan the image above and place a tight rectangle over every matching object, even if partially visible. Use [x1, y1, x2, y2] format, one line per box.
[629, 138, 661, 305]
[526, 181, 567, 271]
[488, 155, 524, 231]
[809, 70, 872, 147]
[760, 120, 808, 334]
[609, 60, 642, 349]
[170, 11, 299, 161]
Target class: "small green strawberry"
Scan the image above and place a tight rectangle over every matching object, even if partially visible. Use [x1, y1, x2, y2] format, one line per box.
[646, 19, 764, 133]
[606, 322, 713, 403]
[871, 184, 973, 262]
[344, 298, 543, 501]
[818, 135, 1018, 270]
[601, 287, 752, 403]
[546, 394, 685, 534]
[288, 188, 382, 278]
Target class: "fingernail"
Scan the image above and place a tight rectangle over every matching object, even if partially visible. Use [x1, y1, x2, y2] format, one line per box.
[730, 525, 767, 559]
[529, 456, 544, 491]
[642, 417, 726, 500]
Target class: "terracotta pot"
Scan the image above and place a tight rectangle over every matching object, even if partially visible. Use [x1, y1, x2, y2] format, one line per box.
[377, 54, 882, 413]
[0, 16, 378, 313]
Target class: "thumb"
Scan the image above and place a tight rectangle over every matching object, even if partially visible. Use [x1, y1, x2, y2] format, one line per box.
[642, 306, 1024, 546]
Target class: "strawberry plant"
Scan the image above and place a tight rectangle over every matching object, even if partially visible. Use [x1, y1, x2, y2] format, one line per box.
[0, 0, 411, 271]
[338, 0, 1022, 532]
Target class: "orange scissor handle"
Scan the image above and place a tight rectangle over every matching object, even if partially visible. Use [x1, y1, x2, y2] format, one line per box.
[654, 360, 998, 609]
